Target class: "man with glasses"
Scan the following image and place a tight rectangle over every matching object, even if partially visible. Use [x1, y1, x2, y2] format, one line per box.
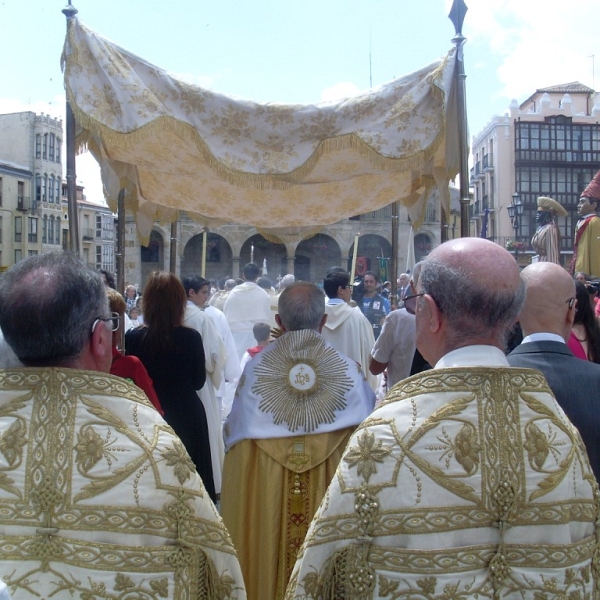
[0, 252, 245, 598]
[508, 261, 600, 480]
[288, 238, 597, 599]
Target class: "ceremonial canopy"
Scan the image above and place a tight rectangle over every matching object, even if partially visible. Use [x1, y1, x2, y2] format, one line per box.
[62, 19, 460, 243]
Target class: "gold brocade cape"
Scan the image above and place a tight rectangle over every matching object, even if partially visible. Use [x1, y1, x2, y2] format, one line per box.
[286, 367, 600, 600]
[0, 368, 246, 599]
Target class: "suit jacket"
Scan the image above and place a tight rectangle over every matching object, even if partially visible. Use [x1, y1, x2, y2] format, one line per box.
[508, 340, 600, 480]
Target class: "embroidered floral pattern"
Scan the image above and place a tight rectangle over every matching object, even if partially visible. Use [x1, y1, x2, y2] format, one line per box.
[344, 429, 392, 482]
[161, 440, 196, 484]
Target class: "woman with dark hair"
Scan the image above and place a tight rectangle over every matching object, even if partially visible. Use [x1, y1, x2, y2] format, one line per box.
[568, 280, 600, 364]
[125, 271, 215, 501]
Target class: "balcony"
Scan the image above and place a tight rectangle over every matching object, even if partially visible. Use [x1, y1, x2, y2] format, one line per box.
[82, 228, 94, 241]
[16, 196, 30, 212]
[482, 153, 494, 172]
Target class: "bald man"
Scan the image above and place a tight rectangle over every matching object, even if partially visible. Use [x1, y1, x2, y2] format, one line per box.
[287, 239, 598, 600]
[508, 262, 600, 479]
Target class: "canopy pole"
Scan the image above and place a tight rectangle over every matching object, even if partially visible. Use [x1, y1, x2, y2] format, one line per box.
[349, 233, 360, 287]
[449, 0, 470, 238]
[390, 201, 399, 305]
[201, 229, 207, 278]
[116, 188, 125, 349]
[63, 1, 80, 255]
[170, 220, 178, 274]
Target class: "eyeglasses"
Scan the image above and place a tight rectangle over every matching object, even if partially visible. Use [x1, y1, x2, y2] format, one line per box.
[403, 293, 426, 315]
[566, 297, 576, 309]
[91, 312, 120, 334]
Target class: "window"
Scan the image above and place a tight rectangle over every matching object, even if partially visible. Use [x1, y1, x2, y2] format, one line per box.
[28, 250, 38, 257]
[96, 215, 102, 238]
[28, 217, 38, 243]
[42, 174, 47, 202]
[14, 217, 22, 243]
[43, 133, 48, 159]
[56, 178, 61, 202]
[48, 216, 54, 244]
[56, 138, 62, 163]
[36, 134, 41, 159]
[35, 174, 41, 202]
[49, 134, 55, 161]
[55, 218, 60, 245]
[17, 181, 24, 210]
[96, 245, 102, 269]
[0, 176, 2, 206]
[0, 216, 3, 243]
[49, 175, 55, 202]
[42, 215, 47, 243]
[14, 250, 22, 263]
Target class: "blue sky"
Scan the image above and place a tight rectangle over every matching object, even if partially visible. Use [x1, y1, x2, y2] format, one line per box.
[1, 0, 598, 203]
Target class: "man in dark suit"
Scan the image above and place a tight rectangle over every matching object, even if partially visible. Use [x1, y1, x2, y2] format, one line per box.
[508, 261, 600, 480]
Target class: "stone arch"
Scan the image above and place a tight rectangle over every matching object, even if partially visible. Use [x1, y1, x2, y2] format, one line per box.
[140, 229, 165, 288]
[240, 234, 287, 283]
[348, 234, 392, 282]
[295, 234, 342, 283]
[181, 233, 234, 281]
[414, 233, 433, 262]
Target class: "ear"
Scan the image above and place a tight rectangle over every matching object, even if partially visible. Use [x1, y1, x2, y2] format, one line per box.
[275, 314, 286, 331]
[90, 321, 113, 366]
[566, 299, 576, 328]
[318, 313, 328, 333]
[423, 294, 443, 334]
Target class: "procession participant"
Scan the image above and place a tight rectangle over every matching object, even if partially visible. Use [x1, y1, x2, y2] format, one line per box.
[221, 282, 375, 600]
[571, 169, 600, 277]
[287, 238, 598, 599]
[183, 275, 228, 497]
[223, 262, 271, 360]
[321, 270, 377, 390]
[0, 252, 245, 599]
[359, 270, 390, 340]
[508, 261, 600, 479]
[530, 195, 567, 264]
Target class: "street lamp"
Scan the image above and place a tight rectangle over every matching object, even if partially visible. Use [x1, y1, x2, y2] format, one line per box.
[506, 192, 524, 262]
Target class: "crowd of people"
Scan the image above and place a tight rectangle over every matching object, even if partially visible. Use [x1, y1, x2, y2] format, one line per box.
[1, 184, 600, 598]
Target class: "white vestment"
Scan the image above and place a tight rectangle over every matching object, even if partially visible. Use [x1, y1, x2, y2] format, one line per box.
[184, 303, 227, 494]
[322, 300, 378, 390]
[223, 282, 271, 361]
[287, 346, 599, 599]
[205, 306, 242, 421]
[0, 368, 246, 599]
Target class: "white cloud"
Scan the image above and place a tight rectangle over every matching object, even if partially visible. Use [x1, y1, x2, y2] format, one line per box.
[465, 0, 599, 102]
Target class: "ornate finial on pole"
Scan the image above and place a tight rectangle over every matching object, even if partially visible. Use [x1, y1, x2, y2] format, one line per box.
[449, 0, 470, 238]
[448, 0, 467, 37]
[62, 1, 78, 19]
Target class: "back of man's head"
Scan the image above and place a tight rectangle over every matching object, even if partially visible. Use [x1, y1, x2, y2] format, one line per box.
[243, 262, 260, 282]
[323, 271, 350, 299]
[182, 275, 209, 296]
[419, 238, 525, 355]
[257, 276, 273, 291]
[518, 262, 575, 340]
[225, 279, 237, 291]
[0, 252, 108, 366]
[252, 321, 271, 344]
[277, 282, 325, 332]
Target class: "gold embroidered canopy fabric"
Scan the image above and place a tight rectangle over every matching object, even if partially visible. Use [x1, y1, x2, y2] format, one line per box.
[62, 19, 460, 242]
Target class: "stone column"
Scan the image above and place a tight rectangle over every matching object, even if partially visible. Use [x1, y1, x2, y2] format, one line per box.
[232, 256, 241, 279]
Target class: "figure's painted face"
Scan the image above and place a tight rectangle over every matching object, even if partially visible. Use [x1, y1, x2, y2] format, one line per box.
[577, 196, 596, 216]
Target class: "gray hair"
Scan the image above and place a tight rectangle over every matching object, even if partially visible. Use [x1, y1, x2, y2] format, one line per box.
[0, 252, 109, 365]
[278, 282, 324, 331]
[419, 256, 526, 347]
[279, 274, 295, 290]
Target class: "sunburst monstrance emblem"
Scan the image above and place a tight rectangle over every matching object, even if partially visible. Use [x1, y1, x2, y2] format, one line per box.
[252, 329, 353, 432]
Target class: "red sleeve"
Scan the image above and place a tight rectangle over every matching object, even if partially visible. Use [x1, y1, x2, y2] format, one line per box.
[111, 354, 164, 416]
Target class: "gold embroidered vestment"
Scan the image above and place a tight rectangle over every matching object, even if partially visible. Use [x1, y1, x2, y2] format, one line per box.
[0, 368, 245, 599]
[286, 367, 600, 599]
